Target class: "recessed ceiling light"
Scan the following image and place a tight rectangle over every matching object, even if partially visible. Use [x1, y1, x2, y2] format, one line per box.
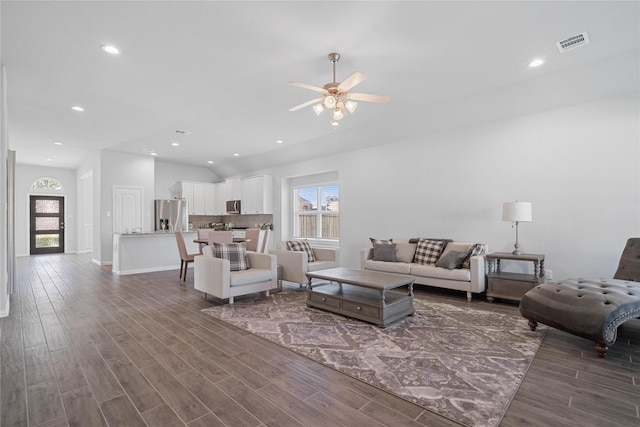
[150, 152, 158, 156]
[276, 140, 283, 144]
[529, 58, 545, 68]
[171, 142, 179, 147]
[331, 121, 340, 127]
[53, 142, 63, 146]
[101, 45, 120, 55]
[207, 160, 214, 164]
[233, 153, 240, 157]
[46, 158, 53, 162]
[71, 106, 85, 112]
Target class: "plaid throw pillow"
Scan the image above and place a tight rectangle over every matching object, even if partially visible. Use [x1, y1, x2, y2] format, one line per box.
[413, 239, 445, 265]
[286, 239, 316, 262]
[212, 242, 248, 271]
[461, 243, 488, 269]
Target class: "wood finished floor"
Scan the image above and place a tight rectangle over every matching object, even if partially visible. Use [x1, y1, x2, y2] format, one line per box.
[1, 254, 639, 427]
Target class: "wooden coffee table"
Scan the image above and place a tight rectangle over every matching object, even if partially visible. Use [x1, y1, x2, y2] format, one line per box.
[305, 267, 415, 327]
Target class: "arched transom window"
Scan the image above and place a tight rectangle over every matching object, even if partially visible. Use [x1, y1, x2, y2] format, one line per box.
[31, 177, 64, 191]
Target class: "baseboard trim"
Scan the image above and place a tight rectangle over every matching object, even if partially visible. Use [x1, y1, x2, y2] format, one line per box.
[92, 258, 112, 266]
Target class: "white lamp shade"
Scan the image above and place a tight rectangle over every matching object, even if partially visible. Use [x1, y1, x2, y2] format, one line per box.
[323, 96, 336, 109]
[502, 201, 532, 222]
[312, 104, 325, 116]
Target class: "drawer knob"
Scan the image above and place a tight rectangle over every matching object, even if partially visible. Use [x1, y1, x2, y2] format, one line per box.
[356, 306, 361, 310]
[321, 297, 326, 302]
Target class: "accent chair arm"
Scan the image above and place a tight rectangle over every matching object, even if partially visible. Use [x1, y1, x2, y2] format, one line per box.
[247, 252, 277, 271]
[269, 249, 308, 285]
[312, 247, 339, 262]
[194, 254, 231, 298]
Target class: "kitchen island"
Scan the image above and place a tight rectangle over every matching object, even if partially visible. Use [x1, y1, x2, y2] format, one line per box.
[113, 231, 199, 275]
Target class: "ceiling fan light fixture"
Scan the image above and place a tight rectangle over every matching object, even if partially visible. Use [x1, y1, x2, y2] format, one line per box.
[312, 103, 325, 116]
[324, 96, 336, 109]
[345, 100, 358, 114]
[332, 108, 344, 121]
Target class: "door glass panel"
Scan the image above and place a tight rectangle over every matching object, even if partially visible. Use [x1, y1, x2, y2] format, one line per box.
[35, 217, 59, 230]
[35, 234, 60, 248]
[35, 199, 60, 213]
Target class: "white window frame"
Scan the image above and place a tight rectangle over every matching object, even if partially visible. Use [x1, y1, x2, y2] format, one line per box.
[292, 181, 339, 245]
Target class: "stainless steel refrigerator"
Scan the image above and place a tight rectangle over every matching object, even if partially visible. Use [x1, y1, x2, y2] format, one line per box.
[154, 199, 189, 231]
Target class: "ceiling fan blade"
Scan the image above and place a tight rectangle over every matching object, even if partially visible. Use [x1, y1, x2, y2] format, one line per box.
[288, 82, 326, 93]
[337, 72, 367, 91]
[349, 92, 390, 103]
[289, 97, 325, 112]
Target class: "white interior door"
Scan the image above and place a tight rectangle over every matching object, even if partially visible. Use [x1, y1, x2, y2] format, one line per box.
[113, 186, 143, 233]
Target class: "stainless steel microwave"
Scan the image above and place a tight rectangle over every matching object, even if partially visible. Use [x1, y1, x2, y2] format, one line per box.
[226, 200, 241, 214]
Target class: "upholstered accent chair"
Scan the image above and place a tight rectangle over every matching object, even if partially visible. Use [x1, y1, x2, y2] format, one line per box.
[270, 241, 339, 286]
[194, 245, 277, 304]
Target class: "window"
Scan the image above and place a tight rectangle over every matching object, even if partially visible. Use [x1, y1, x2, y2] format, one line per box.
[31, 177, 63, 191]
[293, 183, 339, 240]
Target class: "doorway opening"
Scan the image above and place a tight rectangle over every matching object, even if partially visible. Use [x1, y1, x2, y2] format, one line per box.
[30, 195, 65, 255]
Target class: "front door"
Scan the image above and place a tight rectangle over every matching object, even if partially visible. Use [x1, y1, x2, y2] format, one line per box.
[30, 195, 65, 255]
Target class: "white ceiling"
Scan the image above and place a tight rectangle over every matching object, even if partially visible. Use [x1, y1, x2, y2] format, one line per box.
[2, 1, 639, 178]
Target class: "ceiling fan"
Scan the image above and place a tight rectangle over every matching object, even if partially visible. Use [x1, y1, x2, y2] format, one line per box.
[289, 52, 389, 122]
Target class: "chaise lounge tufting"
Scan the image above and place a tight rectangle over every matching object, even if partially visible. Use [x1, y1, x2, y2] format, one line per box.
[519, 238, 640, 358]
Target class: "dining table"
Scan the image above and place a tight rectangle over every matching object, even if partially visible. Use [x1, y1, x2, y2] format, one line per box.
[193, 238, 250, 245]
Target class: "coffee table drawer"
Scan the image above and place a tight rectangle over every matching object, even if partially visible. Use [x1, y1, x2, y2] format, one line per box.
[343, 300, 379, 318]
[308, 292, 341, 308]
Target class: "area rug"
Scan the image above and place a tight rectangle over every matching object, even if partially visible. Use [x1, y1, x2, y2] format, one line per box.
[202, 290, 546, 427]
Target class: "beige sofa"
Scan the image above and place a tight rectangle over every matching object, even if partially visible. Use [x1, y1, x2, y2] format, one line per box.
[360, 240, 487, 302]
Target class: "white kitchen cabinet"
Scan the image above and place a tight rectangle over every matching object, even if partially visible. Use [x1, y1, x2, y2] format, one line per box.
[192, 182, 205, 214]
[177, 181, 216, 215]
[180, 182, 195, 214]
[215, 178, 242, 214]
[241, 175, 273, 214]
[204, 183, 216, 215]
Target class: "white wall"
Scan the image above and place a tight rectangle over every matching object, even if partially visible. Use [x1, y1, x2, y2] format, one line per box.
[99, 151, 155, 264]
[154, 160, 219, 199]
[1, 60, 10, 316]
[14, 165, 77, 257]
[259, 95, 639, 280]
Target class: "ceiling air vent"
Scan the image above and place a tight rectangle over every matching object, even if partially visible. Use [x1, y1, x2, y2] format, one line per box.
[556, 32, 590, 53]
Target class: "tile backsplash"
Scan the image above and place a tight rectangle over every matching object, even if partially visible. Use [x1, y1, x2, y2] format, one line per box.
[189, 214, 273, 230]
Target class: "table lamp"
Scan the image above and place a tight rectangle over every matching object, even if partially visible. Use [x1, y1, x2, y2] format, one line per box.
[502, 201, 532, 255]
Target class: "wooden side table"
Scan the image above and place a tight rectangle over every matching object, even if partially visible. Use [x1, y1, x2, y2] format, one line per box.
[485, 252, 545, 302]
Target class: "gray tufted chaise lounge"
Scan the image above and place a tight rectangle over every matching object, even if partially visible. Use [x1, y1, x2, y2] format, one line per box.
[519, 238, 640, 358]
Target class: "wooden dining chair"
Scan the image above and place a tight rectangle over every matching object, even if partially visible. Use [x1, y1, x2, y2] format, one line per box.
[244, 228, 261, 252]
[175, 230, 199, 281]
[208, 230, 233, 245]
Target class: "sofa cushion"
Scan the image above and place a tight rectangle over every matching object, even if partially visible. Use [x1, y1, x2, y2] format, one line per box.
[411, 264, 471, 281]
[286, 239, 316, 262]
[395, 242, 418, 263]
[414, 239, 446, 265]
[212, 242, 248, 271]
[229, 268, 272, 286]
[435, 250, 468, 270]
[364, 259, 412, 274]
[462, 243, 488, 269]
[373, 242, 397, 262]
